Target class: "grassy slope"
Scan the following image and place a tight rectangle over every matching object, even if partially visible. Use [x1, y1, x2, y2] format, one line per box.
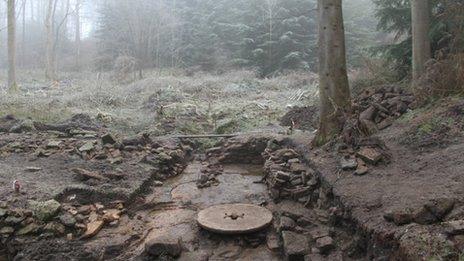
[0, 69, 319, 136]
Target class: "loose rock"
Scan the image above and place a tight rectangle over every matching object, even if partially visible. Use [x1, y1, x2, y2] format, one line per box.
[278, 200, 315, 220]
[59, 213, 77, 227]
[384, 209, 414, 226]
[266, 232, 280, 251]
[279, 216, 296, 231]
[29, 199, 61, 221]
[309, 227, 330, 240]
[102, 133, 117, 145]
[340, 156, 357, 170]
[0, 227, 15, 235]
[0, 208, 7, 218]
[43, 222, 66, 236]
[145, 234, 182, 257]
[316, 236, 335, 255]
[81, 220, 105, 239]
[16, 223, 40, 236]
[357, 147, 382, 165]
[282, 230, 310, 260]
[79, 141, 95, 152]
[46, 140, 62, 149]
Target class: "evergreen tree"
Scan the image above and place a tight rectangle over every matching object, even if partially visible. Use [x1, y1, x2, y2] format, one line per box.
[372, 0, 456, 77]
[95, 0, 377, 75]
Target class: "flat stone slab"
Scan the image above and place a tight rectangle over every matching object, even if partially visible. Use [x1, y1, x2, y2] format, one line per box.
[197, 204, 273, 234]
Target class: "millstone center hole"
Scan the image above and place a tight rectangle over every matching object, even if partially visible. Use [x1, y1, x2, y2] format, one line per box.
[224, 212, 245, 220]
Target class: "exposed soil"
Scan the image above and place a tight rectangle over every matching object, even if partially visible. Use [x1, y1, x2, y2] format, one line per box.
[1, 98, 464, 260]
[290, 112, 464, 259]
[280, 106, 319, 131]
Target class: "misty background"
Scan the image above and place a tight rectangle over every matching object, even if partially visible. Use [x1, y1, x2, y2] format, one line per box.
[1, 0, 447, 137]
[0, 0, 383, 79]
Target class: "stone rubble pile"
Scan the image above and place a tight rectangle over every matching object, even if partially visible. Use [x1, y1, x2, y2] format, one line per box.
[0, 133, 193, 258]
[259, 138, 358, 260]
[1, 132, 191, 184]
[196, 159, 223, 188]
[206, 135, 271, 164]
[268, 199, 351, 260]
[334, 85, 414, 176]
[0, 198, 124, 250]
[355, 85, 415, 134]
[138, 138, 191, 180]
[337, 136, 391, 176]
[262, 141, 320, 206]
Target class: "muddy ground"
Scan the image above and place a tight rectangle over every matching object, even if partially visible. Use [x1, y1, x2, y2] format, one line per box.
[1, 97, 464, 260]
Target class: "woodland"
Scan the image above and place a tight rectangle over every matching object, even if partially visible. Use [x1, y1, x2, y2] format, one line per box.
[0, 0, 463, 260]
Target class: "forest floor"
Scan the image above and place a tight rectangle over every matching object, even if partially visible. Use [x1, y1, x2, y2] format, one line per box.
[0, 71, 464, 260]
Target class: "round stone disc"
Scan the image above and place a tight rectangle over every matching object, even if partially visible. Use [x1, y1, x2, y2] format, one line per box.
[197, 204, 273, 234]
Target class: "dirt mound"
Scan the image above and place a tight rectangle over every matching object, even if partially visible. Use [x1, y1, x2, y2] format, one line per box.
[280, 106, 319, 131]
[0, 113, 103, 134]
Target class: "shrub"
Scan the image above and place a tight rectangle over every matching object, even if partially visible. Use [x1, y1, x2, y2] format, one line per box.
[414, 53, 464, 104]
[349, 57, 404, 96]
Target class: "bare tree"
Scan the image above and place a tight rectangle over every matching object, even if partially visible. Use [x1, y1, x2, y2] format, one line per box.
[7, 0, 18, 91]
[45, 0, 56, 80]
[53, 0, 71, 72]
[411, 0, 431, 80]
[170, 0, 177, 68]
[75, 0, 81, 70]
[21, 0, 26, 67]
[314, 0, 351, 146]
[264, 0, 278, 67]
[30, 0, 33, 22]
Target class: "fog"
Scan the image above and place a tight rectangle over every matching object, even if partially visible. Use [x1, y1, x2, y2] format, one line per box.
[0, 0, 380, 78]
[0, 1, 464, 260]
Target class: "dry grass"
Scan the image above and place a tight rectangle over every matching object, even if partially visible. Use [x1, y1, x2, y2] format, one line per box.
[0, 69, 319, 136]
[349, 57, 405, 95]
[414, 53, 464, 104]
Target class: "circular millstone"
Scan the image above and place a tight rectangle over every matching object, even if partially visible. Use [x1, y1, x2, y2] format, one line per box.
[197, 204, 273, 235]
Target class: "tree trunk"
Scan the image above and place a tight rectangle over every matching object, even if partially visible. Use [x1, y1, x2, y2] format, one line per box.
[7, 0, 18, 92]
[75, 0, 81, 71]
[314, 0, 351, 146]
[411, 0, 431, 80]
[45, 0, 56, 80]
[30, 0, 34, 22]
[53, 0, 70, 73]
[63, 0, 70, 39]
[21, 0, 26, 68]
[170, 0, 177, 68]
